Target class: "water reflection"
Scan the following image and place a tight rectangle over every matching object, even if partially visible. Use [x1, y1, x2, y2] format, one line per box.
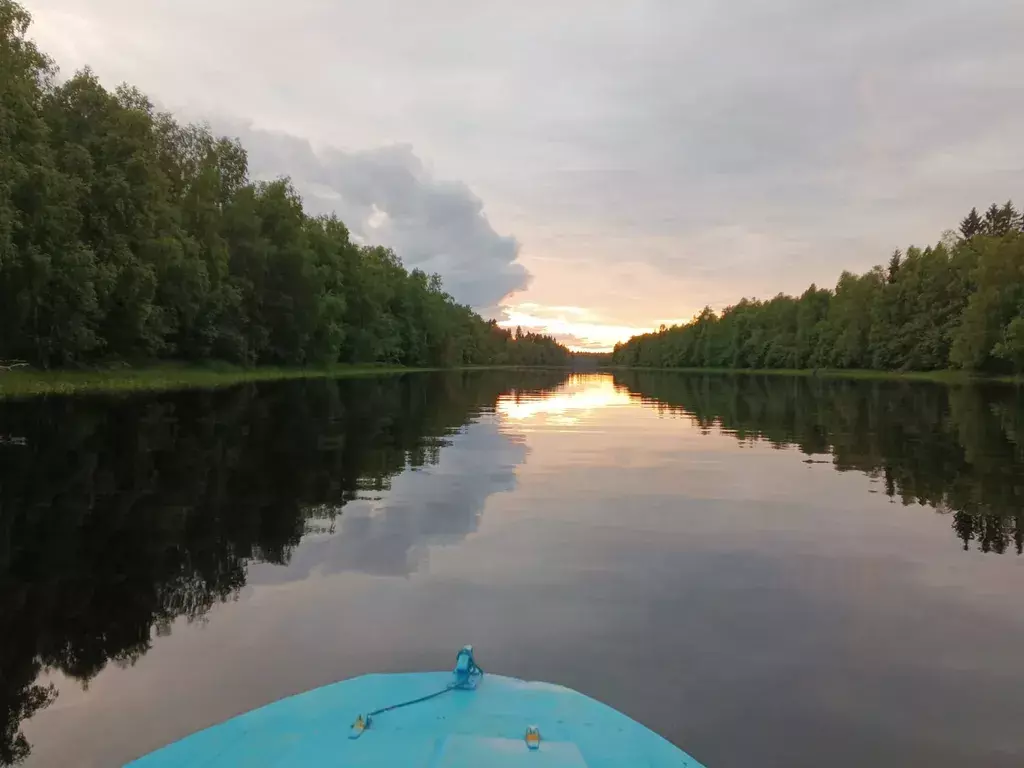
[249, 420, 527, 581]
[0, 371, 568, 766]
[614, 371, 1024, 555]
[497, 375, 631, 425]
[4, 371, 1024, 767]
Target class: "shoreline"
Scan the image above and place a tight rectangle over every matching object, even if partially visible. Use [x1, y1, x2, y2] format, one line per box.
[4, 363, 1020, 400]
[0, 364, 533, 399]
[600, 365, 1024, 385]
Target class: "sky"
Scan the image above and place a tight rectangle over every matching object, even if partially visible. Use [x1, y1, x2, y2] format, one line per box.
[23, 0, 1024, 350]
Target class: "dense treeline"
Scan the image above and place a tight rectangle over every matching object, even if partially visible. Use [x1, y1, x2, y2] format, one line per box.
[0, 370, 570, 765]
[615, 371, 1024, 555]
[568, 351, 612, 370]
[0, 1, 568, 370]
[613, 203, 1024, 374]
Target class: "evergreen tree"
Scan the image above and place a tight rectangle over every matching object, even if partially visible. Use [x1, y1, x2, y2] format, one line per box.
[982, 203, 1001, 236]
[887, 249, 902, 283]
[980, 202, 1018, 237]
[998, 200, 1020, 235]
[959, 207, 983, 239]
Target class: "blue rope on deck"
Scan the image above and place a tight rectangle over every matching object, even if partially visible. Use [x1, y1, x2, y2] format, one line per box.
[350, 646, 484, 739]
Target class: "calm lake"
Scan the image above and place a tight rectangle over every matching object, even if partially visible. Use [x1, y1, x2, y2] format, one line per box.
[3, 371, 1023, 767]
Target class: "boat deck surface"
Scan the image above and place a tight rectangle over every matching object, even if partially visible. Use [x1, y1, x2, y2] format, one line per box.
[128, 672, 706, 767]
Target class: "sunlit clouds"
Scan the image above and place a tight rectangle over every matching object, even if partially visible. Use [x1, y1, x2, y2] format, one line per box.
[498, 303, 652, 352]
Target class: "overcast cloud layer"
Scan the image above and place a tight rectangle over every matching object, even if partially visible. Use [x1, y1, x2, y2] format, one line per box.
[25, 0, 1024, 346]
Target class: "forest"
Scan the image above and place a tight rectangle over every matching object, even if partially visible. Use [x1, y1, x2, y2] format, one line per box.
[612, 203, 1024, 374]
[0, 1, 569, 370]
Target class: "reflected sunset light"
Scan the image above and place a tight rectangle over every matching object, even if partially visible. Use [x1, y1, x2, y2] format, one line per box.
[496, 375, 630, 423]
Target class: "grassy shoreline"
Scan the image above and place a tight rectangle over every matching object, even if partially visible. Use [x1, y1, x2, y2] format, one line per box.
[0, 363, 582, 399]
[600, 365, 1024, 385]
[5, 363, 1020, 399]
[0, 363, 445, 399]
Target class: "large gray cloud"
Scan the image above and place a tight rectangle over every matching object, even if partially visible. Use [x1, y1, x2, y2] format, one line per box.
[201, 119, 530, 310]
[23, 0, 1024, 327]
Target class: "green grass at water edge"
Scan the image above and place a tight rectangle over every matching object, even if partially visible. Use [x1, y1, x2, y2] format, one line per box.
[0, 363, 577, 399]
[0, 364, 433, 399]
[601, 365, 1024, 385]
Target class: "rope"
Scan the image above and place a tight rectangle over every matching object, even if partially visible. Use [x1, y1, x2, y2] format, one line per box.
[350, 657, 484, 738]
[366, 683, 458, 718]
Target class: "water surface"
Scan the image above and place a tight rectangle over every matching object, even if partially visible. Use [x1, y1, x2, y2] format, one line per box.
[2, 371, 1023, 767]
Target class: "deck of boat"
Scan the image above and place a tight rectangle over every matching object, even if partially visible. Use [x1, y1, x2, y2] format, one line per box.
[129, 671, 706, 767]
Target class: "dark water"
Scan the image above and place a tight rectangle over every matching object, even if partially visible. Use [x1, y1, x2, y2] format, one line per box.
[2, 371, 1023, 767]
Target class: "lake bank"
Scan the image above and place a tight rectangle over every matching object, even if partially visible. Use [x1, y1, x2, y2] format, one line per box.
[601, 365, 1024, 385]
[5, 363, 1019, 400]
[0, 364, 437, 399]
[0, 363, 579, 399]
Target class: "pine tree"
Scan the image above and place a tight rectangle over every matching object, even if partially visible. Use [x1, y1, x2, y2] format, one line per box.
[959, 207, 983, 239]
[887, 249, 902, 284]
[980, 202, 1018, 237]
[998, 200, 1020, 236]
[983, 204, 998, 233]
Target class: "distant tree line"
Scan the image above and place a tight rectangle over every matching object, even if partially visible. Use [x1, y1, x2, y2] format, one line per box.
[568, 351, 612, 370]
[0, 1, 569, 370]
[612, 202, 1024, 374]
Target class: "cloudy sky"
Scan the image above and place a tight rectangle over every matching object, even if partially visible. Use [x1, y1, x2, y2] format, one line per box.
[24, 0, 1024, 349]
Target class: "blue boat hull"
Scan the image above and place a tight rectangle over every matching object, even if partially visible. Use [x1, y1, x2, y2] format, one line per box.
[129, 671, 706, 766]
